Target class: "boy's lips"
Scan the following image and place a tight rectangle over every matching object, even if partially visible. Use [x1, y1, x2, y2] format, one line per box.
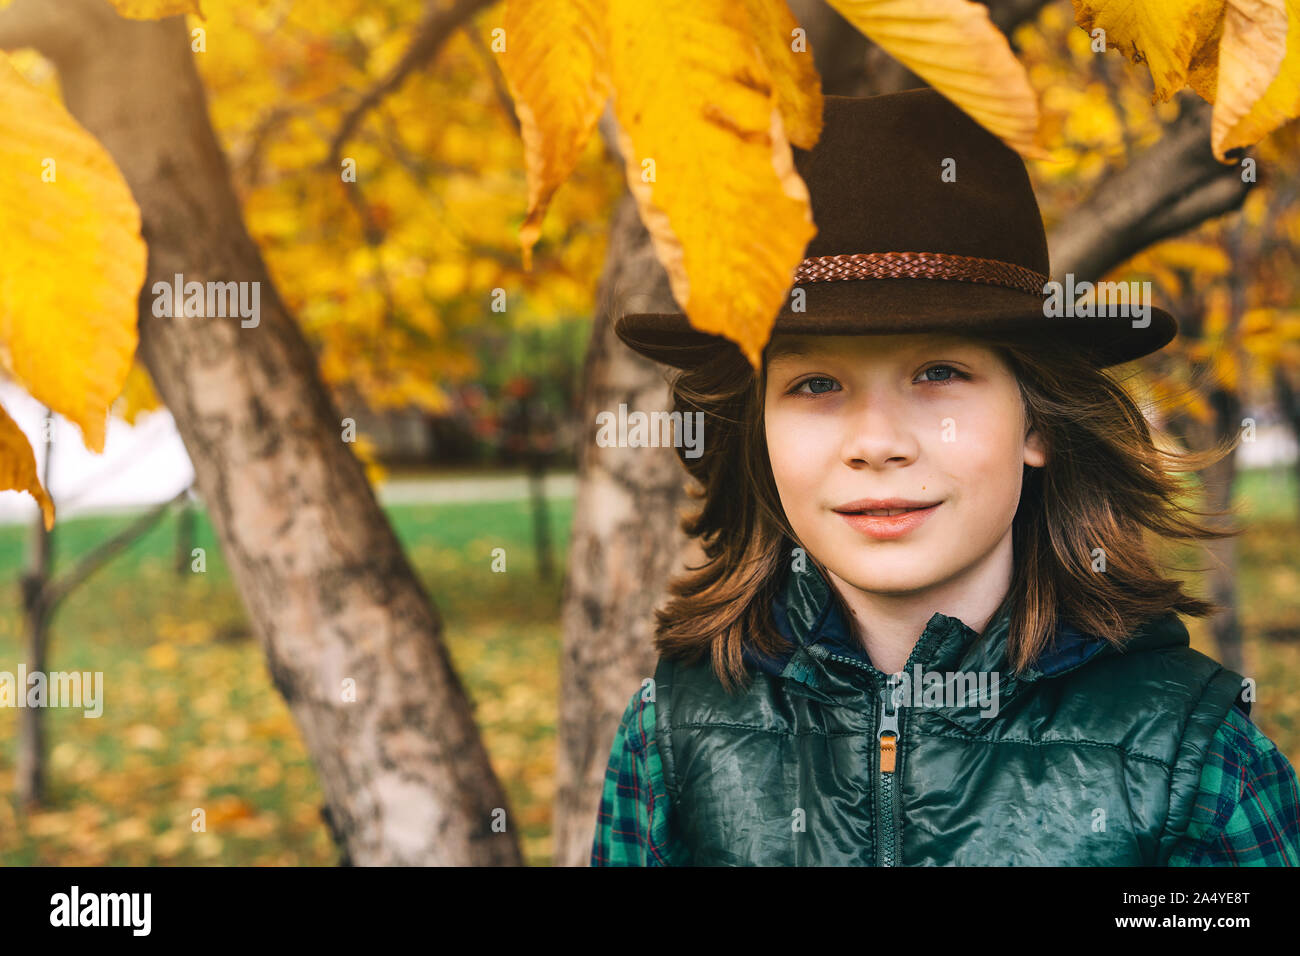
[834, 501, 942, 540]
[832, 497, 943, 515]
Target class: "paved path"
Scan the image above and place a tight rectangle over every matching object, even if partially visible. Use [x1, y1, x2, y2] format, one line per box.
[375, 472, 576, 505]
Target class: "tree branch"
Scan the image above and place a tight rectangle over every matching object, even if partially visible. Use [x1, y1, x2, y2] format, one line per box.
[325, 0, 497, 168]
[42, 485, 193, 615]
[1048, 93, 1254, 282]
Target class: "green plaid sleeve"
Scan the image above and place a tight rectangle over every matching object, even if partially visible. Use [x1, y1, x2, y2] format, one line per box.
[1168, 705, 1300, 866]
[590, 685, 692, 866]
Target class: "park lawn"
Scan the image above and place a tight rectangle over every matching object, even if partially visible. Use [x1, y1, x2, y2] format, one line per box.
[0, 465, 1295, 866]
[0, 496, 571, 866]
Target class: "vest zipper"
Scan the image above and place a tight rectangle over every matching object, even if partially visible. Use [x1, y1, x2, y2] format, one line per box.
[824, 652, 909, 865]
[876, 674, 903, 866]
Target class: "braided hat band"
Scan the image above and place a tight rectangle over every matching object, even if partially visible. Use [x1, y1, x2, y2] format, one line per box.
[792, 251, 1049, 297]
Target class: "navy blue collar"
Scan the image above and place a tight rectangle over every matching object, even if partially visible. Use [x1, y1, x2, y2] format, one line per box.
[742, 554, 1107, 682]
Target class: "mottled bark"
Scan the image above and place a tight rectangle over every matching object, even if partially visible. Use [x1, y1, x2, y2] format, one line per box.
[0, 0, 520, 865]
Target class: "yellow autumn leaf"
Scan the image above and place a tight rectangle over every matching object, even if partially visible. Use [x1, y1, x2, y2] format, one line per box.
[1204, 287, 1232, 336]
[0, 401, 53, 530]
[1073, 0, 1295, 160]
[1212, 345, 1240, 390]
[352, 433, 388, 487]
[1183, 389, 1215, 424]
[108, 0, 203, 19]
[0, 54, 146, 457]
[1279, 320, 1300, 346]
[1221, 0, 1300, 156]
[1141, 238, 1233, 275]
[740, 0, 824, 149]
[501, 0, 612, 272]
[1213, 0, 1289, 157]
[1241, 306, 1277, 337]
[1072, 0, 1226, 101]
[826, 0, 1046, 159]
[608, 0, 816, 368]
[113, 360, 162, 426]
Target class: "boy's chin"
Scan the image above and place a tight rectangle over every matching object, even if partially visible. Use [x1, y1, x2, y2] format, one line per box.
[830, 563, 945, 598]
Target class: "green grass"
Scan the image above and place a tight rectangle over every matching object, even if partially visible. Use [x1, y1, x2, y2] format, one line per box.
[0, 494, 572, 866]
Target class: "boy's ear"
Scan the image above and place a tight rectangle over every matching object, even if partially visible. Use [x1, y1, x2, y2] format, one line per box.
[1024, 426, 1048, 468]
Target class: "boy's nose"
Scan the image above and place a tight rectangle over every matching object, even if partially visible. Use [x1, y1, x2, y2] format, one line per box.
[838, 401, 921, 467]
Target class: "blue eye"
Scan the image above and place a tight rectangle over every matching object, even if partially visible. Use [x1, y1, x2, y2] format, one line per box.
[920, 364, 968, 384]
[789, 376, 839, 396]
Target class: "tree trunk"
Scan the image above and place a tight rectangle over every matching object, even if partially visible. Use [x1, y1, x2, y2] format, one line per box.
[0, 0, 521, 865]
[1181, 387, 1247, 673]
[1272, 363, 1300, 521]
[16, 410, 53, 809]
[528, 452, 554, 582]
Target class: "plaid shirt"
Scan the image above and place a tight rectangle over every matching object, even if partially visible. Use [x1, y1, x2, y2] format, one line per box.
[591, 686, 1300, 866]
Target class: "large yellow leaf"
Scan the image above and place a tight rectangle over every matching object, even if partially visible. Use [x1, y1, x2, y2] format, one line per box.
[1218, 0, 1300, 156]
[608, 0, 816, 368]
[826, 0, 1046, 159]
[501, 0, 612, 271]
[1073, 0, 1225, 100]
[109, 0, 203, 18]
[740, 0, 824, 149]
[0, 55, 145, 456]
[1213, 0, 1289, 156]
[0, 402, 53, 531]
[1074, 0, 1296, 159]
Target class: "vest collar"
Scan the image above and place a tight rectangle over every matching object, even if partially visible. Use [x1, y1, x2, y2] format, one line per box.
[742, 544, 1191, 734]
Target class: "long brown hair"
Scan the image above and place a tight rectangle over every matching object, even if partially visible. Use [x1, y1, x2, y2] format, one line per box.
[650, 334, 1243, 694]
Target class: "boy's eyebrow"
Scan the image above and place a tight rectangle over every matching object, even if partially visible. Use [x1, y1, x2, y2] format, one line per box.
[766, 342, 813, 362]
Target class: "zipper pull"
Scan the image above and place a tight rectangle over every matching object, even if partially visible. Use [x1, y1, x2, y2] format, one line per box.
[879, 675, 901, 773]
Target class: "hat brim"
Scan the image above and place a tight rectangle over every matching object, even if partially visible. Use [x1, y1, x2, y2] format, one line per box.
[615, 278, 1177, 370]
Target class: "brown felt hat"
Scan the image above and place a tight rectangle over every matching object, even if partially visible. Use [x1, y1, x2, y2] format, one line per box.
[614, 87, 1177, 370]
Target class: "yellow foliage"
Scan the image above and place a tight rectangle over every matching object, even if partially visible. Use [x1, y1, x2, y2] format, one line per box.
[1071, 0, 1298, 159]
[113, 361, 163, 425]
[1213, 344, 1241, 390]
[741, 0, 825, 149]
[0, 402, 52, 529]
[146, 643, 180, 671]
[828, 0, 1046, 158]
[605, 0, 817, 368]
[351, 433, 388, 487]
[502, 0, 1045, 368]
[1213, 0, 1290, 153]
[108, 0, 204, 18]
[0, 55, 146, 525]
[500, 0, 612, 272]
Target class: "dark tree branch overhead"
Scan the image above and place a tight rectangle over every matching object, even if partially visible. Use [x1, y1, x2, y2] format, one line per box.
[326, 0, 497, 168]
[1048, 93, 1254, 282]
[986, 0, 1053, 33]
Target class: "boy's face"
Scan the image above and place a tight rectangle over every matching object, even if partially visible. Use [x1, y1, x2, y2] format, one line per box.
[763, 332, 1046, 598]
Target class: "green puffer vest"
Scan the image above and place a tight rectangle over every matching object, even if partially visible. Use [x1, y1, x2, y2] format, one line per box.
[652, 556, 1249, 866]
